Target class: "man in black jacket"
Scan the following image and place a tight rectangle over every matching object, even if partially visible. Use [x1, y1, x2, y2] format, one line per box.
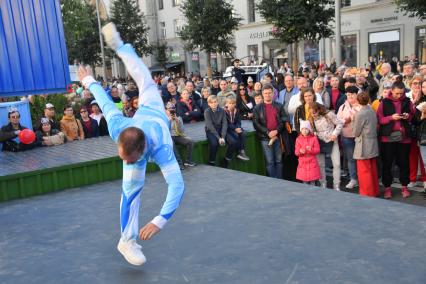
[253, 84, 289, 178]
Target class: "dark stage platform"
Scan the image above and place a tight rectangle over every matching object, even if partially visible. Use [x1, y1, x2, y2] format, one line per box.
[0, 166, 425, 283]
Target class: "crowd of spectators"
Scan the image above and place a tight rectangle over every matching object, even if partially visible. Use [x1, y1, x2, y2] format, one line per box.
[1, 56, 426, 199]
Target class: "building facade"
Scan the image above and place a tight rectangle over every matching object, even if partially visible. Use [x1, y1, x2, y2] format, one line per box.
[103, 0, 425, 77]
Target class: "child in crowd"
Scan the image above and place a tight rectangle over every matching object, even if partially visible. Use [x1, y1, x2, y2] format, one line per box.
[165, 102, 196, 170]
[253, 93, 263, 106]
[295, 119, 321, 185]
[224, 97, 250, 161]
[204, 95, 228, 166]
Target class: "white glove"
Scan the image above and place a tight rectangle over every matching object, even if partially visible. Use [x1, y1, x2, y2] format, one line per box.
[102, 23, 124, 51]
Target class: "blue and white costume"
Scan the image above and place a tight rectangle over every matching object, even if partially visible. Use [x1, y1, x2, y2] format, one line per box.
[82, 44, 184, 241]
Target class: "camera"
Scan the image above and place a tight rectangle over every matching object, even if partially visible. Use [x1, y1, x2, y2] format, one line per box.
[169, 109, 176, 116]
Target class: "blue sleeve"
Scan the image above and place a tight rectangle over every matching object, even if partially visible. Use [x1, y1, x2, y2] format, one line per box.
[88, 83, 132, 142]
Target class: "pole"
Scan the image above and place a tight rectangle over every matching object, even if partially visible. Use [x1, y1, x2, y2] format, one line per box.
[95, 0, 107, 82]
[335, 0, 341, 66]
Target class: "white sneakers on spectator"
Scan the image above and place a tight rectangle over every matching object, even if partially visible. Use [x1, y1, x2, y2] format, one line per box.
[345, 179, 358, 189]
[334, 184, 340, 191]
[102, 23, 124, 51]
[237, 150, 250, 161]
[407, 182, 417, 188]
[117, 238, 146, 266]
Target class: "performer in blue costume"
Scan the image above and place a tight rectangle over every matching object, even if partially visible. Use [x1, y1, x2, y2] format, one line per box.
[78, 23, 184, 266]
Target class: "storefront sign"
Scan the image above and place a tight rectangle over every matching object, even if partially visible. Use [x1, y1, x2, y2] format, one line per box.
[191, 52, 199, 61]
[249, 31, 272, 39]
[171, 52, 180, 62]
[371, 16, 398, 24]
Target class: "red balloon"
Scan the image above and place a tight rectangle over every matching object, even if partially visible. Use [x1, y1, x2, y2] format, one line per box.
[19, 129, 36, 144]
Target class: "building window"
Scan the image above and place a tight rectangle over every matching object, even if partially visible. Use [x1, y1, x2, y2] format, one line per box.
[159, 22, 166, 39]
[159, 0, 163, 10]
[341, 0, 351, 8]
[172, 0, 181, 7]
[416, 26, 426, 64]
[247, 44, 258, 64]
[341, 34, 357, 67]
[368, 30, 400, 62]
[174, 19, 183, 37]
[303, 41, 319, 64]
[248, 0, 256, 23]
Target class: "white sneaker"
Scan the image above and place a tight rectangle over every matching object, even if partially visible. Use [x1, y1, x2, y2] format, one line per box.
[407, 182, 417, 188]
[321, 182, 327, 189]
[345, 179, 358, 189]
[334, 184, 340, 191]
[102, 23, 124, 50]
[117, 239, 147, 266]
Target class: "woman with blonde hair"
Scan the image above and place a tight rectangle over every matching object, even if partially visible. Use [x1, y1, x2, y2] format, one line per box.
[313, 77, 330, 109]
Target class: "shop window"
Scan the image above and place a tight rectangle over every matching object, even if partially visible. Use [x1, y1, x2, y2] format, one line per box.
[369, 30, 400, 62]
[304, 41, 319, 64]
[248, 44, 258, 65]
[341, 34, 357, 67]
[416, 26, 426, 64]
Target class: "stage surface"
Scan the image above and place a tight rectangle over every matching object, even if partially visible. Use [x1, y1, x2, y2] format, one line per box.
[0, 166, 425, 284]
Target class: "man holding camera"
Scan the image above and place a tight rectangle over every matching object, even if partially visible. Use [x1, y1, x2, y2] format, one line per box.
[166, 102, 196, 170]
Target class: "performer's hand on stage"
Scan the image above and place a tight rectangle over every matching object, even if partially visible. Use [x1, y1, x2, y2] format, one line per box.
[139, 223, 160, 241]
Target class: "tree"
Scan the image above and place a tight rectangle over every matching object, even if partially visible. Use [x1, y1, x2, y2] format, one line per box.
[110, 0, 151, 57]
[395, 0, 426, 20]
[153, 43, 169, 69]
[61, 0, 101, 66]
[257, 0, 334, 72]
[179, 0, 242, 78]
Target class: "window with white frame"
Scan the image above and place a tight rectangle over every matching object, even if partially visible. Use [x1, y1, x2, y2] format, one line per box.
[160, 22, 166, 39]
[174, 19, 183, 37]
[248, 0, 255, 23]
[172, 0, 181, 7]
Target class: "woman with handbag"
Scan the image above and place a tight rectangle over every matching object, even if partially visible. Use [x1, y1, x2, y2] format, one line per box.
[407, 76, 426, 189]
[309, 102, 344, 190]
[377, 81, 415, 199]
[352, 92, 380, 197]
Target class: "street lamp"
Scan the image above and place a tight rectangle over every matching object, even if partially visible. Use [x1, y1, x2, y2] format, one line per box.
[95, 0, 107, 81]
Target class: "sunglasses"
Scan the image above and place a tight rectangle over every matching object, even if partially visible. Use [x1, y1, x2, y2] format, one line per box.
[10, 115, 20, 119]
[239, 88, 245, 91]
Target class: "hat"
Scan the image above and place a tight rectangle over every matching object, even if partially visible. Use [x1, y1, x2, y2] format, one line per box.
[232, 58, 240, 64]
[383, 81, 393, 89]
[345, 86, 359, 94]
[90, 100, 98, 105]
[230, 77, 238, 84]
[40, 117, 50, 125]
[299, 119, 312, 132]
[45, 103, 55, 109]
[247, 76, 254, 82]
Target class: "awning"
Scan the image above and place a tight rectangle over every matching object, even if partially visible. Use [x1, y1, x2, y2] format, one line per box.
[165, 62, 183, 69]
[149, 65, 165, 72]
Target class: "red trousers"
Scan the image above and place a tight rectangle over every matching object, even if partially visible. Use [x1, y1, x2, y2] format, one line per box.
[357, 158, 379, 197]
[409, 140, 426, 182]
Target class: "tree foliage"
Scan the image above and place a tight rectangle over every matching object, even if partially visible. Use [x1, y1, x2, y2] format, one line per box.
[153, 43, 169, 68]
[179, 0, 242, 77]
[257, 0, 334, 44]
[395, 0, 426, 20]
[110, 0, 151, 56]
[61, 0, 101, 66]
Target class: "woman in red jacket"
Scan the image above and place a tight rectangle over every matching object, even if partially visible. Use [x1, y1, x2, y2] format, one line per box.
[295, 119, 321, 185]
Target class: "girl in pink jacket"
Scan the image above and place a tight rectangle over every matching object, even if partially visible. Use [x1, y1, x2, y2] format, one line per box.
[295, 120, 321, 185]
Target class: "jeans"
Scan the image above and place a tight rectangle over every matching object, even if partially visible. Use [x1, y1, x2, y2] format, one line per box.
[260, 139, 283, 179]
[342, 137, 357, 180]
[318, 141, 341, 187]
[226, 130, 246, 152]
[206, 131, 232, 163]
[172, 135, 194, 164]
